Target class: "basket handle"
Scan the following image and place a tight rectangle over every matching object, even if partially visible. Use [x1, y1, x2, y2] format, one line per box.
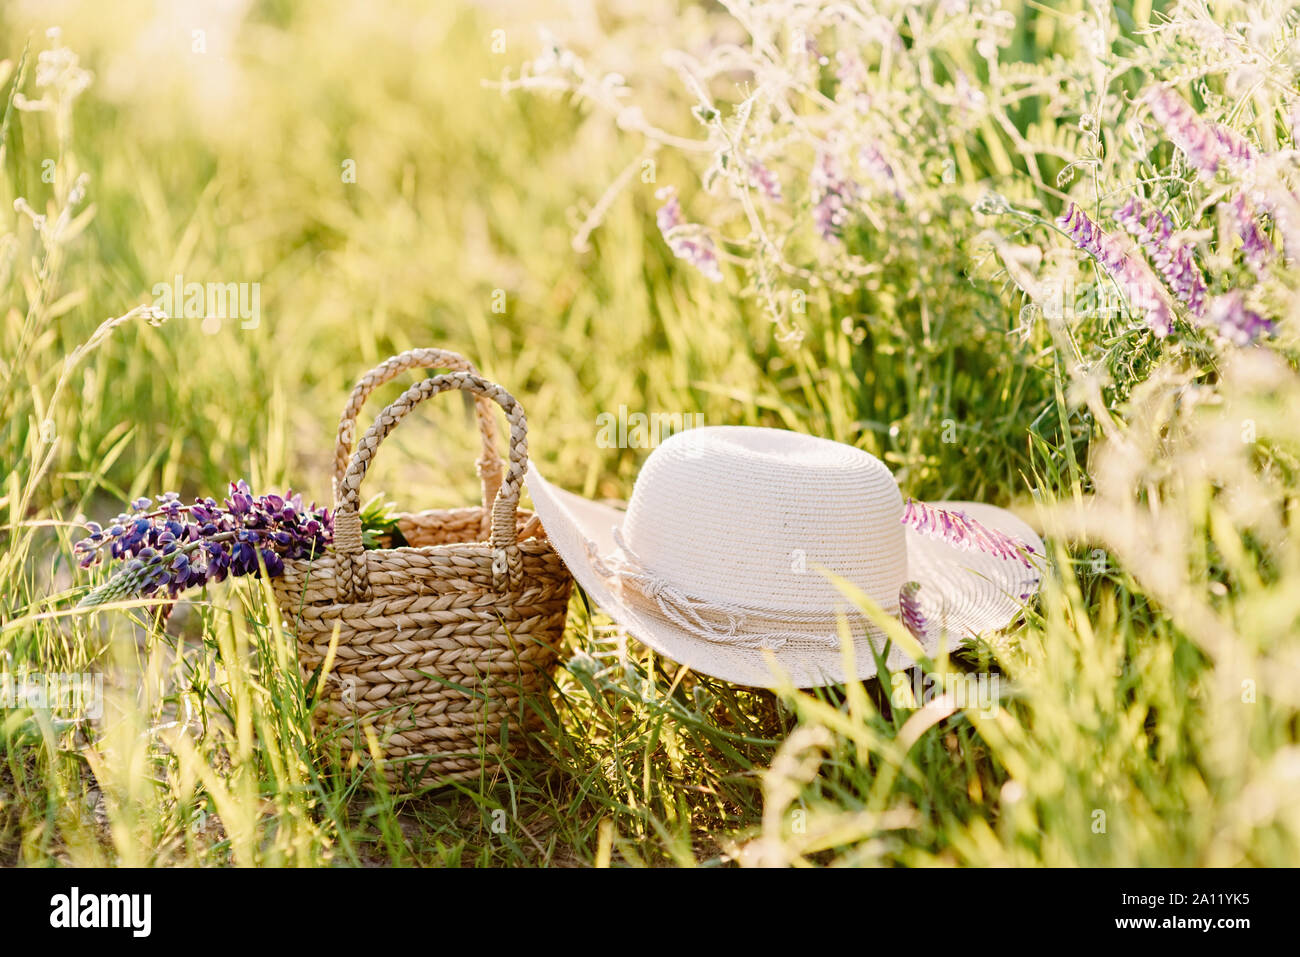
[332, 349, 504, 520]
[332, 372, 529, 602]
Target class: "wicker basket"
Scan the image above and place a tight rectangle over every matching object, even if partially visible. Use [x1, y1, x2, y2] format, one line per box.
[272, 351, 573, 787]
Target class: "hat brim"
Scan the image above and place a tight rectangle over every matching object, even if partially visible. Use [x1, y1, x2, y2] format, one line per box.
[525, 463, 1044, 689]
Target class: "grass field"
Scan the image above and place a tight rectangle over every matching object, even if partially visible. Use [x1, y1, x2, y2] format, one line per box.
[2, 0, 1299, 866]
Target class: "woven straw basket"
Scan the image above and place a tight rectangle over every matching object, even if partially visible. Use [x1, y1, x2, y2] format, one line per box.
[271, 349, 573, 787]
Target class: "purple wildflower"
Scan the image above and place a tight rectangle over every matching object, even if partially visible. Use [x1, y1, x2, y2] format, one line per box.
[1255, 188, 1300, 265]
[834, 49, 867, 94]
[1204, 291, 1273, 346]
[1224, 194, 1274, 274]
[833, 50, 871, 112]
[655, 186, 723, 282]
[799, 31, 822, 63]
[1058, 202, 1175, 337]
[859, 144, 902, 200]
[1115, 198, 1206, 315]
[901, 498, 1037, 570]
[898, 581, 927, 641]
[1058, 202, 1128, 273]
[810, 151, 858, 243]
[654, 188, 681, 235]
[1144, 87, 1256, 178]
[75, 480, 332, 606]
[748, 161, 782, 202]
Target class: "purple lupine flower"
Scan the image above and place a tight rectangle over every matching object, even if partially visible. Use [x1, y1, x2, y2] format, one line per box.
[1204, 291, 1274, 346]
[1058, 202, 1175, 337]
[901, 498, 1037, 570]
[75, 480, 333, 606]
[898, 581, 927, 641]
[1144, 87, 1256, 178]
[1224, 194, 1274, 274]
[748, 160, 782, 202]
[810, 151, 858, 243]
[655, 186, 723, 282]
[1115, 197, 1207, 315]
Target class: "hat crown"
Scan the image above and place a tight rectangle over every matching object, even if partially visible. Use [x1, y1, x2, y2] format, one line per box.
[620, 427, 907, 613]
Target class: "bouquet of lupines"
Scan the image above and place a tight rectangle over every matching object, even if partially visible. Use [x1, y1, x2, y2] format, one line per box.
[74, 481, 333, 607]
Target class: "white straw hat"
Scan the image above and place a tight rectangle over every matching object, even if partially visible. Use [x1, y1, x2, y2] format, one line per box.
[526, 426, 1043, 688]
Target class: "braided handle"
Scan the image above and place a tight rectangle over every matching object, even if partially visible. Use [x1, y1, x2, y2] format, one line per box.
[332, 349, 504, 522]
[333, 372, 529, 602]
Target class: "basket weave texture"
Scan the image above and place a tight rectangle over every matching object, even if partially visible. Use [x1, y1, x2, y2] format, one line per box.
[272, 350, 573, 786]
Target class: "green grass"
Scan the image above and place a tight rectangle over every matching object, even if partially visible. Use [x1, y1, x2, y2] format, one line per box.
[1, 0, 1298, 867]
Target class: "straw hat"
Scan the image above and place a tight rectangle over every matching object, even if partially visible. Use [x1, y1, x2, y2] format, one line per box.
[526, 426, 1043, 688]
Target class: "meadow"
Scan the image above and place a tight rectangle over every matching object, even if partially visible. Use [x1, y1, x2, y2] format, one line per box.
[1, 0, 1298, 866]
